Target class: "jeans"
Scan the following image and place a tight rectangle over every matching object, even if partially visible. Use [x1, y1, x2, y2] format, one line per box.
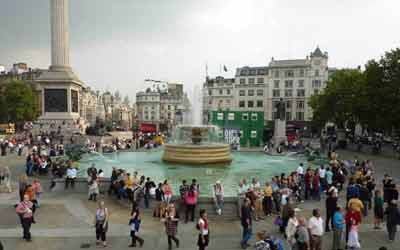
[185, 204, 196, 222]
[168, 235, 179, 248]
[263, 196, 273, 215]
[240, 227, 252, 246]
[131, 231, 144, 246]
[325, 211, 334, 231]
[362, 200, 369, 217]
[332, 228, 343, 250]
[22, 217, 32, 240]
[36, 193, 41, 207]
[65, 177, 75, 189]
[144, 192, 150, 208]
[387, 223, 397, 241]
[238, 197, 245, 217]
[214, 195, 223, 212]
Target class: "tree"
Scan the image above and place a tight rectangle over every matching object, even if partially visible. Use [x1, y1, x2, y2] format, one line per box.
[309, 69, 365, 129]
[1, 80, 38, 124]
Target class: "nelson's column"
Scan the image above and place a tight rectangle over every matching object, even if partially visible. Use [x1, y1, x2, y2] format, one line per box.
[36, 0, 86, 133]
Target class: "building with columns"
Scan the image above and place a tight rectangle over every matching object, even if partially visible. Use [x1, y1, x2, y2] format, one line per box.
[203, 47, 330, 131]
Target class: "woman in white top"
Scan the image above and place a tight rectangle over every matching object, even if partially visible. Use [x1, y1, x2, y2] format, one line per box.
[94, 201, 109, 247]
[197, 209, 209, 250]
[286, 209, 299, 250]
[212, 180, 224, 215]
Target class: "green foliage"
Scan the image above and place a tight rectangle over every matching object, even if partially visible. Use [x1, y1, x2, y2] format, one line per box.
[0, 80, 38, 124]
[310, 48, 400, 132]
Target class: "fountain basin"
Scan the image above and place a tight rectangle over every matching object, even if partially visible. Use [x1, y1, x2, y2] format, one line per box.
[162, 143, 232, 164]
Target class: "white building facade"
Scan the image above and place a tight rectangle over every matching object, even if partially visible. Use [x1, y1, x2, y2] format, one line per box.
[203, 47, 329, 126]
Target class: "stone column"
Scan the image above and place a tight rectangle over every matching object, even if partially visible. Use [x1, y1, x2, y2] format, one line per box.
[50, 0, 71, 72]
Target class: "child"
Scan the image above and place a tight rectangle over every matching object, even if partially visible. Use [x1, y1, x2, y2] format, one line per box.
[32, 179, 42, 208]
[88, 178, 99, 202]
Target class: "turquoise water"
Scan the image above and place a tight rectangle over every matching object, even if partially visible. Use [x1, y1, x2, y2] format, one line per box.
[78, 149, 304, 197]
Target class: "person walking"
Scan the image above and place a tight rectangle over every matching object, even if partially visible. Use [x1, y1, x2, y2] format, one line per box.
[15, 194, 34, 241]
[129, 203, 144, 247]
[94, 201, 109, 247]
[184, 186, 198, 223]
[384, 200, 400, 242]
[308, 209, 324, 250]
[332, 206, 345, 250]
[212, 180, 224, 215]
[359, 183, 370, 217]
[197, 209, 209, 250]
[65, 165, 77, 189]
[240, 198, 252, 249]
[144, 177, 156, 209]
[296, 217, 310, 250]
[286, 209, 298, 250]
[88, 176, 99, 202]
[373, 190, 384, 229]
[161, 206, 180, 250]
[179, 180, 190, 217]
[1, 166, 12, 193]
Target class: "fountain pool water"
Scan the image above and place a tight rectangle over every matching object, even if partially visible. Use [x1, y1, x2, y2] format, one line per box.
[77, 150, 305, 197]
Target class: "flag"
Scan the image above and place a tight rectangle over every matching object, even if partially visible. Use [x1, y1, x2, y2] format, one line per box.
[223, 65, 228, 72]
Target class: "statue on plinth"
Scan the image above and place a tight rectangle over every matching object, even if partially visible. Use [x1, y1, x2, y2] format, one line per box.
[275, 98, 286, 121]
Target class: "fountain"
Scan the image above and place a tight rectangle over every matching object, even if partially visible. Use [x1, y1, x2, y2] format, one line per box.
[162, 85, 232, 165]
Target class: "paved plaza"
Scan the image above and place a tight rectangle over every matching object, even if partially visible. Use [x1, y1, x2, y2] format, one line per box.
[1, 150, 399, 250]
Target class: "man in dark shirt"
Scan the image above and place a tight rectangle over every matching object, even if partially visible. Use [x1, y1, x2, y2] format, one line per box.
[178, 180, 189, 217]
[240, 198, 252, 249]
[325, 192, 338, 232]
[359, 183, 370, 217]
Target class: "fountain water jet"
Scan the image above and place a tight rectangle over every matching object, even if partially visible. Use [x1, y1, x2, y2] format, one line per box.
[162, 84, 232, 165]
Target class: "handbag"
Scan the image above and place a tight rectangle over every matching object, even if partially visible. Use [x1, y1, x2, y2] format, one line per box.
[274, 215, 283, 226]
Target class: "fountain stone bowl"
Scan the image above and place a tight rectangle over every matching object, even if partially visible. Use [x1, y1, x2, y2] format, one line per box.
[162, 125, 232, 165]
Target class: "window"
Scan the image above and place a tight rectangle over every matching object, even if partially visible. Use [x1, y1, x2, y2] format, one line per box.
[273, 89, 280, 97]
[285, 112, 292, 121]
[239, 100, 245, 107]
[257, 78, 264, 84]
[314, 89, 319, 95]
[285, 70, 294, 77]
[249, 70, 256, 75]
[226, 89, 231, 95]
[167, 113, 171, 119]
[284, 89, 293, 97]
[217, 112, 224, 120]
[298, 80, 304, 88]
[274, 70, 280, 78]
[248, 89, 254, 96]
[256, 89, 263, 96]
[240, 78, 246, 84]
[286, 101, 292, 109]
[257, 100, 263, 107]
[299, 69, 305, 77]
[297, 89, 305, 97]
[274, 80, 280, 88]
[145, 115, 149, 120]
[248, 101, 254, 108]
[226, 99, 231, 104]
[312, 80, 321, 88]
[296, 112, 304, 121]
[167, 105, 171, 110]
[285, 80, 293, 88]
[297, 100, 304, 109]
[315, 70, 320, 76]
[242, 113, 248, 120]
[219, 89, 223, 95]
[239, 90, 245, 96]
[251, 113, 258, 120]
[228, 113, 235, 120]
[251, 130, 257, 138]
[248, 78, 255, 84]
